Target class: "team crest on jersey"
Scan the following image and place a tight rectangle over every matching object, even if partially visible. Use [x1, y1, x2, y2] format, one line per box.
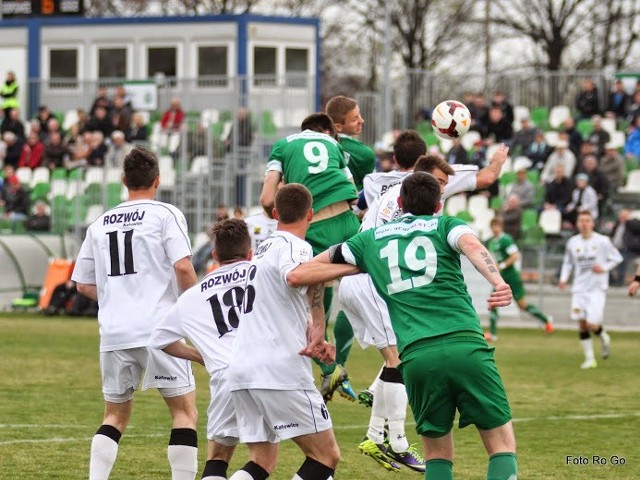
[254, 226, 261, 234]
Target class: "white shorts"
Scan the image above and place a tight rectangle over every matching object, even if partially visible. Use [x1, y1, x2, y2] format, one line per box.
[231, 388, 332, 443]
[207, 368, 239, 446]
[570, 291, 606, 325]
[100, 347, 196, 403]
[339, 274, 396, 349]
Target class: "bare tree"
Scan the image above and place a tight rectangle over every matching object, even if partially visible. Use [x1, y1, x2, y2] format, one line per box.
[84, 0, 260, 16]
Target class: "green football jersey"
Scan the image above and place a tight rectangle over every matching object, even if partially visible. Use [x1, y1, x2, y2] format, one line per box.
[344, 214, 483, 355]
[338, 134, 376, 191]
[267, 130, 358, 213]
[486, 233, 519, 274]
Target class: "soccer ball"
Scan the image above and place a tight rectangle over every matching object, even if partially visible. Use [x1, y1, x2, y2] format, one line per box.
[431, 100, 472, 140]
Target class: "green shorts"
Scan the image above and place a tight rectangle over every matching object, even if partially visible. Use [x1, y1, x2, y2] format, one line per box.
[305, 209, 360, 256]
[398, 333, 512, 438]
[501, 268, 525, 301]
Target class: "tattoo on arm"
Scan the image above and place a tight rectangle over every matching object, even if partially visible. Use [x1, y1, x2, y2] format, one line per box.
[310, 284, 323, 309]
[481, 251, 498, 273]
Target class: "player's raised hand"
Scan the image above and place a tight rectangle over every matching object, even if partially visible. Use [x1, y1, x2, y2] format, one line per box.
[490, 143, 509, 166]
[488, 282, 512, 309]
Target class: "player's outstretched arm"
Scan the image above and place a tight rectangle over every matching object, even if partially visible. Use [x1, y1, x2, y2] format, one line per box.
[287, 253, 360, 287]
[476, 144, 509, 189]
[162, 341, 205, 366]
[458, 233, 512, 308]
[174, 257, 197, 292]
[260, 170, 282, 218]
[76, 282, 98, 301]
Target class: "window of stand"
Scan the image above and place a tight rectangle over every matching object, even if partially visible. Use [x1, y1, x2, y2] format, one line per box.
[252, 45, 310, 89]
[197, 45, 228, 88]
[253, 46, 277, 87]
[49, 48, 79, 89]
[98, 47, 127, 80]
[148, 47, 177, 86]
[285, 48, 309, 88]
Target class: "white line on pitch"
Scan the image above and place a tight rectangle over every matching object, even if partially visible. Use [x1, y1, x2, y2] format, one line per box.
[1, 412, 638, 445]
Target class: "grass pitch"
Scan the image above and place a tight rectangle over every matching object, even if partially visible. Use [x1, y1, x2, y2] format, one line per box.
[1, 313, 639, 479]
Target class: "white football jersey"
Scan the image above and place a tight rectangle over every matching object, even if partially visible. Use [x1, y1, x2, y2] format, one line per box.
[72, 199, 192, 352]
[244, 213, 277, 252]
[149, 260, 255, 375]
[560, 232, 623, 293]
[362, 171, 409, 209]
[228, 231, 315, 391]
[362, 164, 479, 230]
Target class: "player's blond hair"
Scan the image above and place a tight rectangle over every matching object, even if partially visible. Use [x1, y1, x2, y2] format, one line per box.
[325, 95, 358, 125]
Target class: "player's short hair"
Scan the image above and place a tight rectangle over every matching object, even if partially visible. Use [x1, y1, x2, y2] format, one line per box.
[490, 217, 504, 227]
[413, 154, 456, 176]
[393, 130, 427, 169]
[275, 183, 312, 224]
[325, 95, 358, 125]
[212, 219, 251, 262]
[301, 113, 337, 138]
[123, 147, 159, 190]
[400, 172, 440, 216]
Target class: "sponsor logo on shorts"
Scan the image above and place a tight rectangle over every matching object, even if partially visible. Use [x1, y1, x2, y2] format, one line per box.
[154, 375, 177, 381]
[274, 422, 299, 431]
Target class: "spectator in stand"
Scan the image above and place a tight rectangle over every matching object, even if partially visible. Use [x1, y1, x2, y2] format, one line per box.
[627, 91, 640, 126]
[25, 200, 51, 232]
[486, 105, 513, 144]
[502, 193, 523, 240]
[64, 123, 82, 149]
[161, 97, 185, 132]
[491, 90, 514, 126]
[2, 131, 24, 169]
[18, 131, 45, 169]
[89, 86, 113, 118]
[565, 173, 599, 227]
[43, 131, 71, 170]
[125, 112, 149, 144]
[84, 105, 113, 139]
[623, 115, 640, 162]
[600, 143, 625, 195]
[1, 108, 25, 140]
[575, 78, 601, 120]
[510, 116, 539, 157]
[111, 95, 133, 136]
[508, 166, 536, 208]
[105, 130, 133, 169]
[0, 71, 19, 118]
[127, 112, 148, 144]
[45, 118, 62, 142]
[470, 93, 489, 137]
[577, 154, 609, 217]
[0, 174, 29, 223]
[87, 131, 108, 166]
[587, 115, 611, 158]
[562, 117, 583, 158]
[541, 137, 576, 183]
[526, 130, 554, 171]
[543, 164, 574, 213]
[65, 130, 92, 170]
[607, 80, 630, 120]
[77, 108, 89, 133]
[224, 106, 253, 152]
[610, 208, 640, 286]
[446, 137, 468, 165]
[114, 84, 133, 110]
[36, 105, 56, 141]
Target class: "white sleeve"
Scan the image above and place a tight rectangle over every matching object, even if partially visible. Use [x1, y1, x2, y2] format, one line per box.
[448, 225, 477, 252]
[71, 229, 96, 285]
[443, 165, 478, 199]
[559, 240, 574, 283]
[280, 240, 313, 293]
[602, 237, 623, 272]
[149, 302, 187, 349]
[265, 159, 283, 173]
[341, 243, 358, 266]
[342, 166, 354, 179]
[163, 209, 193, 264]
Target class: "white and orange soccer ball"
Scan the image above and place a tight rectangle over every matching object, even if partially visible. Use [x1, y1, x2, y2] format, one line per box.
[431, 100, 472, 140]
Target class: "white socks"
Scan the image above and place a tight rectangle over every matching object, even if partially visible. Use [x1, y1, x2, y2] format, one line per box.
[168, 445, 198, 480]
[367, 380, 387, 444]
[580, 338, 595, 362]
[89, 434, 119, 480]
[384, 381, 409, 453]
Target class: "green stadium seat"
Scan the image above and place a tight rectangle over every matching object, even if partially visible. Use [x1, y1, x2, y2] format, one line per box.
[107, 183, 122, 208]
[530, 107, 549, 131]
[219, 110, 233, 123]
[521, 208, 539, 232]
[30, 183, 50, 202]
[259, 111, 278, 137]
[490, 196, 504, 211]
[51, 168, 67, 180]
[67, 167, 84, 181]
[499, 172, 516, 187]
[84, 183, 103, 204]
[66, 195, 87, 229]
[527, 170, 540, 184]
[520, 224, 546, 247]
[455, 210, 474, 223]
[576, 119, 593, 139]
[423, 132, 440, 147]
[415, 120, 432, 138]
[51, 195, 68, 234]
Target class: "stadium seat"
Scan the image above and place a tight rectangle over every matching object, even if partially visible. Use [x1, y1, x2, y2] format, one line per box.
[84, 166, 107, 187]
[15, 167, 32, 186]
[513, 105, 530, 130]
[527, 170, 540, 184]
[520, 224, 546, 247]
[600, 117, 617, 136]
[544, 131, 559, 147]
[68, 167, 84, 181]
[190, 155, 209, 174]
[467, 194, 489, 219]
[423, 132, 440, 147]
[521, 208, 539, 232]
[66, 195, 87, 228]
[51, 168, 67, 181]
[608, 131, 626, 150]
[415, 120, 432, 139]
[461, 130, 481, 151]
[490, 196, 504, 211]
[290, 108, 308, 127]
[85, 204, 104, 225]
[539, 208, 562, 235]
[106, 183, 122, 208]
[51, 195, 68, 234]
[62, 109, 79, 131]
[439, 137, 454, 153]
[30, 166, 50, 188]
[200, 108, 220, 127]
[66, 180, 84, 200]
[30, 183, 50, 202]
[472, 208, 495, 241]
[259, 110, 279, 136]
[445, 194, 467, 216]
[576, 119, 593, 139]
[548, 105, 572, 129]
[455, 210, 474, 223]
[530, 107, 549, 130]
[512, 156, 532, 172]
[619, 169, 640, 193]
[499, 171, 516, 188]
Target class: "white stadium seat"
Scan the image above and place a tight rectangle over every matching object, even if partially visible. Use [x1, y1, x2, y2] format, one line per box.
[548, 105, 571, 129]
[31, 166, 50, 187]
[544, 131, 559, 147]
[539, 208, 562, 235]
[600, 117, 617, 136]
[15, 167, 33, 185]
[445, 193, 467, 216]
[85, 204, 105, 225]
[467, 194, 490, 219]
[190, 155, 209, 174]
[461, 130, 481, 151]
[620, 170, 640, 193]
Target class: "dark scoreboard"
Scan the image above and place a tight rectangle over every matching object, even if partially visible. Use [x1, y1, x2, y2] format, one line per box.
[1, 0, 84, 17]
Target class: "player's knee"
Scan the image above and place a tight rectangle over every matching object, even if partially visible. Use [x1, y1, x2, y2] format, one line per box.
[321, 442, 341, 469]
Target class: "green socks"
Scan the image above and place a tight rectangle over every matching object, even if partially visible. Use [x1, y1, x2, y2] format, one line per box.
[524, 304, 548, 324]
[425, 459, 453, 480]
[487, 452, 517, 480]
[334, 310, 354, 367]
